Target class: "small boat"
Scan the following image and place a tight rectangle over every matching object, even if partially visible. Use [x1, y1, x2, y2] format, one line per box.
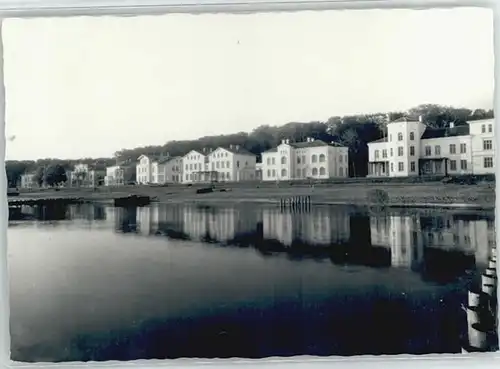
[196, 187, 214, 194]
[7, 188, 20, 197]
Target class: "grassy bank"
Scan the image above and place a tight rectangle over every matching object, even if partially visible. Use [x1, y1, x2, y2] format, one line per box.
[16, 180, 496, 209]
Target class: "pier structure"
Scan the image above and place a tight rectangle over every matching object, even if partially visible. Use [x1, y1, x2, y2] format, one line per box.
[278, 195, 312, 211]
[462, 246, 498, 353]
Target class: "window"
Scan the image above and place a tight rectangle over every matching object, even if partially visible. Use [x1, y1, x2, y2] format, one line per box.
[450, 160, 457, 171]
[410, 162, 416, 172]
[410, 132, 415, 140]
[482, 124, 486, 133]
[391, 163, 394, 172]
[435, 145, 441, 155]
[267, 158, 271, 165]
[297, 157, 301, 164]
[484, 157, 494, 168]
[339, 167, 344, 176]
[227, 161, 230, 168]
[221, 161, 225, 168]
[449, 144, 456, 154]
[460, 143, 466, 154]
[375, 150, 380, 159]
[296, 169, 301, 177]
[390, 134, 392, 141]
[398, 147, 404, 156]
[425, 146, 431, 156]
[460, 160, 467, 170]
[483, 139, 493, 150]
[312, 168, 318, 176]
[272, 158, 276, 165]
[272, 169, 276, 177]
[320, 167, 326, 175]
[398, 132, 403, 141]
[390, 148, 393, 156]
[312, 155, 318, 163]
[398, 162, 404, 172]
[281, 169, 287, 177]
[302, 168, 307, 178]
[382, 149, 387, 158]
[302, 155, 306, 164]
[410, 146, 415, 156]
[319, 154, 326, 162]
[281, 156, 287, 164]
[237, 161, 240, 168]
[488, 124, 492, 133]
[216, 162, 220, 169]
[339, 155, 343, 163]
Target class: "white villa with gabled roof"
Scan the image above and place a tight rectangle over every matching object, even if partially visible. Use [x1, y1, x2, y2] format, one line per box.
[208, 144, 257, 182]
[367, 117, 495, 177]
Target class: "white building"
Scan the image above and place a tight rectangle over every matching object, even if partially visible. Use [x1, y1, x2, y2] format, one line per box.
[160, 156, 183, 183]
[105, 165, 126, 186]
[260, 137, 349, 182]
[20, 173, 36, 189]
[182, 149, 210, 183]
[367, 117, 495, 177]
[136, 154, 183, 185]
[208, 145, 257, 182]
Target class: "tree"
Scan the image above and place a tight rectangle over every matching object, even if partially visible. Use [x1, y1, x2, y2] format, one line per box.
[44, 164, 67, 187]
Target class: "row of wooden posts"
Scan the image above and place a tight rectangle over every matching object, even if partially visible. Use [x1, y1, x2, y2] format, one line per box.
[462, 247, 498, 353]
[279, 196, 312, 209]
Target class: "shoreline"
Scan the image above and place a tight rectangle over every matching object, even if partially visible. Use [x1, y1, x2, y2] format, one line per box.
[11, 181, 496, 211]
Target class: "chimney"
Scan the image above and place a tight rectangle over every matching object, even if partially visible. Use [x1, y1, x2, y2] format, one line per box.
[281, 139, 285, 144]
[418, 115, 423, 123]
[235, 145, 240, 151]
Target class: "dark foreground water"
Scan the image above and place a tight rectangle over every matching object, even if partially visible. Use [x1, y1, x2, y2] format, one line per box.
[7, 202, 497, 362]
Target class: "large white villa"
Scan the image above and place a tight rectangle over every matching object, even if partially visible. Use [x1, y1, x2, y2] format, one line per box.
[260, 137, 349, 181]
[367, 117, 495, 177]
[135, 154, 183, 185]
[182, 145, 257, 183]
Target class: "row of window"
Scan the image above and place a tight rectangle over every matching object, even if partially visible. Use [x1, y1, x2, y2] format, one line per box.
[265, 166, 345, 178]
[266, 154, 347, 166]
[389, 132, 415, 142]
[374, 140, 494, 160]
[380, 157, 494, 174]
[481, 124, 493, 134]
[185, 172, 231, 181]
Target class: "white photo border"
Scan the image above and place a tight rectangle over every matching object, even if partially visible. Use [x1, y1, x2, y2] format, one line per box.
[0, 0, 498, 368]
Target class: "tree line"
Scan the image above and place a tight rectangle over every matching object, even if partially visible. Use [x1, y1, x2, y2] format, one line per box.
[5, 104, 494, 187]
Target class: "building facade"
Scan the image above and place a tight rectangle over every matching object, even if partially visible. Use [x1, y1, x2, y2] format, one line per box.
[367, 117, 495, 177]
[260, 138, 349, 182]
[182, 150, 210, 183]
[20, 173, 36, 189]
[105, 165, 126, 186]
[208, 145, 257, 182]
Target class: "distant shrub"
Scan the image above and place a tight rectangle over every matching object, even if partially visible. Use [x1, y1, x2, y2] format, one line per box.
[367, 189, 389, 206]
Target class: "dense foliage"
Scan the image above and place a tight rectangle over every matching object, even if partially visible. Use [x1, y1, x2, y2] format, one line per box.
[5, 104, 494, 187]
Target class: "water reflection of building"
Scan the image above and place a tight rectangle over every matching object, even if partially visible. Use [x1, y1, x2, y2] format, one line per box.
[420, 214, 495, 266]
[262, 207, 351, 246]
[369, 214, 424, 268]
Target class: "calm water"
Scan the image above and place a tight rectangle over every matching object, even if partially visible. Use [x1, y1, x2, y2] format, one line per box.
[7, 202, 496, 362]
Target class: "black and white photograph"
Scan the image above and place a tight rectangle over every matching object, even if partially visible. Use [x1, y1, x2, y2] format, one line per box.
[4, 6, 498, 363]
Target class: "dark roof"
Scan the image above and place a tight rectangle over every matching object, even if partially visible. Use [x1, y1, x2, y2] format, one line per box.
[390, 116, 420, 123]
[222, 146, 255, 156]
[368, 137, 388, 144]
[421, 125, 470, 140]
[157, 156, 181, 164]
[263, 139, 345, 153]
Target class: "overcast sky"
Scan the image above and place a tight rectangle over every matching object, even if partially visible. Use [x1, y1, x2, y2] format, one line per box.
[3, 7, 494, 160]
